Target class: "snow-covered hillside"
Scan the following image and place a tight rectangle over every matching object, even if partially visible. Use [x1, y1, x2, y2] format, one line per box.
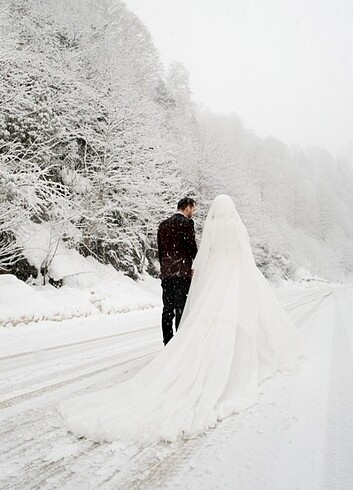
[1, 0, 353, 282]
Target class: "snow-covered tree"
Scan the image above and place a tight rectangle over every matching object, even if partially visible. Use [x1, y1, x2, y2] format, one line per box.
[2, 0, 353, 282]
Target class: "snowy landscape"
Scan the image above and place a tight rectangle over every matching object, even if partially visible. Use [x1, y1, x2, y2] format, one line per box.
[1, 262, 353, 489]
[1, 0, 353, 488]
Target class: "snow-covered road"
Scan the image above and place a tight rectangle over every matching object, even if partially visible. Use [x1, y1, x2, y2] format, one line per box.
[1, 286, 352, 489]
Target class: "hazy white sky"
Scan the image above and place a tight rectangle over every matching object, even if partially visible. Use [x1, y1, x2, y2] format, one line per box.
[124, 0, 353, 158]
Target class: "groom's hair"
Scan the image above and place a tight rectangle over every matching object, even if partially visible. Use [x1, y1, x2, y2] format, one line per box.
[177, 197, 196, 210]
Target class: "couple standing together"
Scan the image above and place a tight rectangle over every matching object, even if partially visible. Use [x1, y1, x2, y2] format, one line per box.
[60, 195, 303, 444]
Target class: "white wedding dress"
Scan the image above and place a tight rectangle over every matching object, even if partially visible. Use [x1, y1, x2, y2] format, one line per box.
[59, 195, 303, 444]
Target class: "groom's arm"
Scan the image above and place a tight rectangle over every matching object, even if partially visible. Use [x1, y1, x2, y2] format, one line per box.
[157, 226, 163, 264]
[184, 220, 198, 259]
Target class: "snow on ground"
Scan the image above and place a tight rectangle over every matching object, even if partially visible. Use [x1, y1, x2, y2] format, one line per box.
[1, 224, 160, 327]
[0, 278, 352, 489]
[0, 271, 159, 328]
[0, 271, 159, 327]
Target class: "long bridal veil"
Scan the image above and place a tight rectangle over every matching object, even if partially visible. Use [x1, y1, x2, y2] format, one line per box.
[59, 195, 303, 444]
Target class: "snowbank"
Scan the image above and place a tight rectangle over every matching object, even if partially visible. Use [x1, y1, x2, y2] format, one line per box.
[0, 272, 160, 327]
[0, 275, 97, 326]
[1, 223, 161, 327]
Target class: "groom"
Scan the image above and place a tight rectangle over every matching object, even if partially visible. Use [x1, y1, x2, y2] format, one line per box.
[157, 197, 197, 345]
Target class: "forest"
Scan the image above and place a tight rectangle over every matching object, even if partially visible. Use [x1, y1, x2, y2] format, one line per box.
[1, 0, 353, 283]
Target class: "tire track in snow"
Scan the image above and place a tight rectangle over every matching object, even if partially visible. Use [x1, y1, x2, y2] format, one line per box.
[0, 349, 157, 410]
[0, 334, 159, 401]
[0, 324, 159, 370]
[0, 346, 160, 489]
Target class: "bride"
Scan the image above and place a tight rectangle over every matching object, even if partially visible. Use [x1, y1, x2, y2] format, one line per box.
[59, 195, 303, 444]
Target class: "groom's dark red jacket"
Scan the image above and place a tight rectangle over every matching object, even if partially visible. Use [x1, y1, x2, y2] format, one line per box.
[157, 213, 198, 279]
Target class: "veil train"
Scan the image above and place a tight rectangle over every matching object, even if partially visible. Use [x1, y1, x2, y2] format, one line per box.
[59, 195, 303, 444]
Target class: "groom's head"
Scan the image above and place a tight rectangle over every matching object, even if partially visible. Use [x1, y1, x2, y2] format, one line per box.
[177, 197, 196, 219]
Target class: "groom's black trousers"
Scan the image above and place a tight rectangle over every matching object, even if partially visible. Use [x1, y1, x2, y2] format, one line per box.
[161, 277, 191, 345]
